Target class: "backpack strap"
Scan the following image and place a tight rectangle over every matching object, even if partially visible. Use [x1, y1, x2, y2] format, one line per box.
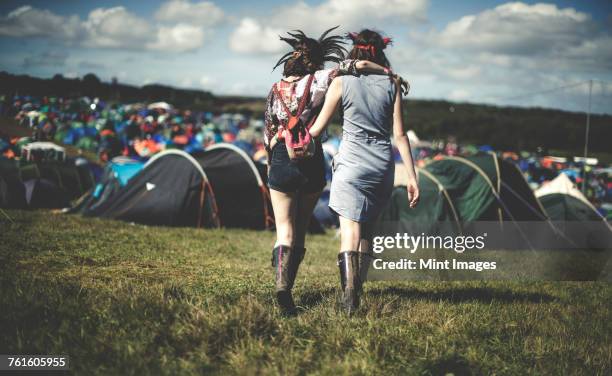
[272, 83, 292, 118]
[271, 74, 315, 130]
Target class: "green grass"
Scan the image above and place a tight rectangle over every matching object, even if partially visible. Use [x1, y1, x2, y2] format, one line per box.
[1, 210, 611, 375]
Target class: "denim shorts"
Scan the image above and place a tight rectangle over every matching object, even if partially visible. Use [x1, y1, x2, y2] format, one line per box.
[268, 140, 326, 194]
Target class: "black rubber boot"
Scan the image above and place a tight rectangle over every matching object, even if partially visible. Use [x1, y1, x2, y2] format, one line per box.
[271, 245, 305, 316]
[357, 252, 375, 294]
[337, 251, 361, 315]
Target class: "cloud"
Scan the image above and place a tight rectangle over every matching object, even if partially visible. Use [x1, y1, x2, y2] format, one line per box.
[155, 0, 224, 27]
[229, 0, 429, 54]
[389, 2, 612, 113]
[147, 23, 205, 52]
[0, 5, 81, 39]
[82, 7, 152, 48]
[0, 2, 223, 52]
[229, 18, 285, 54]
[425, 1, 612, 71]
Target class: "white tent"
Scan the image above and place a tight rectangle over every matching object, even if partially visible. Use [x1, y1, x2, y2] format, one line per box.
[21, 142, 66, 162]
[536, 173, 590, 206]
[407, 130, 432, 148]
[147, 102, 173, 111]
[536, 173, 611, 230]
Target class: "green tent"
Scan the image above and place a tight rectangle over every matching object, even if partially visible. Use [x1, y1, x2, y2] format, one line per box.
[460, 153, 548, 221]
[379, 168, 460, 234]
[380, 153, 549, 235]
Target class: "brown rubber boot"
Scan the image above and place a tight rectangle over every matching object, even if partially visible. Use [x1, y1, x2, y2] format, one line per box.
[337, 251, 361, 315]
[357, 251, 375, 294]
[271, 245, 306, 316]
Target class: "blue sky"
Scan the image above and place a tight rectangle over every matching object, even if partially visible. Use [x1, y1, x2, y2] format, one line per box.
[1, 0, 611, 114]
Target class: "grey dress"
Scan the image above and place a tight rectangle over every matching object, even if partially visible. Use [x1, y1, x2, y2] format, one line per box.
[329, 74, 397, 222]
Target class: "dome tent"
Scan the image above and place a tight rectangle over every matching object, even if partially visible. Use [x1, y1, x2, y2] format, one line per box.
[379, 168, 460, 235]
[378, 153, 551, 249]
[194, 143, 273, 230]
[424, 153, 548, 222]
[536, 173, 611, 225]
[70, 156, 144, 214]
[85, 150, 219, 228]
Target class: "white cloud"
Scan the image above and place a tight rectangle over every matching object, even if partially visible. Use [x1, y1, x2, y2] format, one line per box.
[83, 7, 152, 48]
[155, 0, 224, 27]
[431, 2, 598, 57]
[229, 0, 428, 54]
[0, 3, 222, 52]
[147, 23, 205, 52]
[389, 2, 612, 113]
[0, 5, 81, 39]
[229, 18, 285, 54]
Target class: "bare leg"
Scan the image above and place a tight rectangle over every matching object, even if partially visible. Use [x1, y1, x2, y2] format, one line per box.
[293, 190, 322, 249]
[339, 216, 361, 252]
[270, 189, 296, 247]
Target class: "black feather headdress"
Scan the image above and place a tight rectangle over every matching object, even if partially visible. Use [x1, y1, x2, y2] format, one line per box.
[272, 26, 347, 72]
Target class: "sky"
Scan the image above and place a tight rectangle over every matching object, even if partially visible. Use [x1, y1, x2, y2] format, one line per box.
[0, 0, 611, 114]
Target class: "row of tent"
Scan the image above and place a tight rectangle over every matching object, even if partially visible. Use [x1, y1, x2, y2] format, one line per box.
[381, 152, 611, 250]
[2, 147, 610, 244]
[71, 145, 275, 230]
[386, 152, 610, 225]
[0, 158, 94, 209]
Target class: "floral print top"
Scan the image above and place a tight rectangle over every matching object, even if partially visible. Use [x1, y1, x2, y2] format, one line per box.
[264, 60, 358, 149]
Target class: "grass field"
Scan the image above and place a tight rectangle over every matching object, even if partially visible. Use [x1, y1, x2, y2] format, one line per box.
[1, 210, 611, 375]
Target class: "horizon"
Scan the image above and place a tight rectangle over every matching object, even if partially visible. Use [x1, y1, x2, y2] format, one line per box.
[1, 0, 611, 114]
[4, 69, 611, 118]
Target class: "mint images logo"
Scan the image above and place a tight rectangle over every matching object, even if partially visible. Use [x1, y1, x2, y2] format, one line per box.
[372, 233, 488, 254]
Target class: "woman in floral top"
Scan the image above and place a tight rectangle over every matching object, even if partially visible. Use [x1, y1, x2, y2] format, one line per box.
[265, 26, 403, 315]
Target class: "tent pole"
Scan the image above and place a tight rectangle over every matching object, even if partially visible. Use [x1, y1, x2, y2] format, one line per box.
[582, 79, 592, 195]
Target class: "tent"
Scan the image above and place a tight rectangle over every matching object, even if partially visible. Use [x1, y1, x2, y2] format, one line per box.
[21, 142, 65, 162]
[379, 153, 549, 246]
[70, 156, 144, 214]
[380, 167, 459, 234]
[536, 173, 611, 226]
[86, 150, 219, 228]
[535, 173, 612, 273]
[0, 174, 26, 209]
[194, 143, 273, 229]
[425, 153, 547, 222]
[1, 158, 92, 209]
[23, 178, 70, 209]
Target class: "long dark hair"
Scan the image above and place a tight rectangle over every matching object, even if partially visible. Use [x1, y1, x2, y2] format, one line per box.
[347, 29, 392, 68]
[273, 26, 347, 77]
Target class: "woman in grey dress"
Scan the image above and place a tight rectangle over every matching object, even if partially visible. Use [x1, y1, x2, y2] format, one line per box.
[309, 29, 420, 314]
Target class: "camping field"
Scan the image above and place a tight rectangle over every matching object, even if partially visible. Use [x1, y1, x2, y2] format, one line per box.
[1, 210, 611, 375]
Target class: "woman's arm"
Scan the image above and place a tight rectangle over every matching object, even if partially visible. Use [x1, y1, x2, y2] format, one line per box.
[353, 60, 410, 95]
[309, 77, 343, 138]
[392, 78, 419, 208]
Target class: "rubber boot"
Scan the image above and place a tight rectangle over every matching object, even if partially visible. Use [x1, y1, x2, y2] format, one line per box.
[271, 245, 305, 316]
[337, 251, 361, 315]
[357, 251, 375, 294]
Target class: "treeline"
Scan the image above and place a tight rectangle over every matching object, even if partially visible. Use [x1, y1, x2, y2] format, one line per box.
[403, 99, 611, 155]
[0, 71, 215, 109]
[1, 71, 610, 155]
